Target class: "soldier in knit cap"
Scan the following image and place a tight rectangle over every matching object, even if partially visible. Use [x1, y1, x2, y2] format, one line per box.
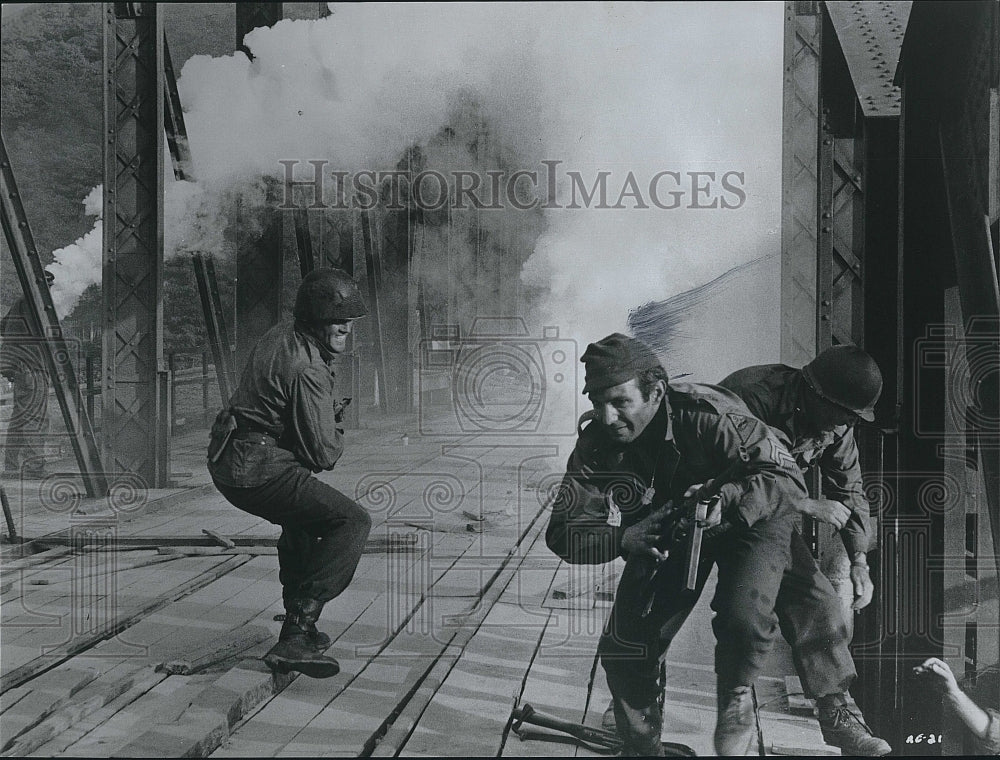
[546, 333, 808, 756]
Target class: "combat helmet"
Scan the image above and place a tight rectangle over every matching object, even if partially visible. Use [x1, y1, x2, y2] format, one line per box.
[294, 268, 367, 323]
[802, 345, 883, 422]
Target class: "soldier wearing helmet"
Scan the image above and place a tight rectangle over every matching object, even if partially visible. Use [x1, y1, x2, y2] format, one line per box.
[208, 268, 371, 679]
[547, 333, 811, 756]
[719, 345, 891, 755]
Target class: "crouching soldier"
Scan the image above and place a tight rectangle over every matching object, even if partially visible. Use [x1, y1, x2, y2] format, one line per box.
[720, 345, 891, 754]
[546, 333, 809, 756]
[207, 268, 372, 678]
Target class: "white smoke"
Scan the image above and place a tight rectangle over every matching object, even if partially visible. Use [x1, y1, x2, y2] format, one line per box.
[48, 173, 222, 318]
[48, 186, 102, 319]
[516, 2, 785, 381]
[49, 2, 785, 383]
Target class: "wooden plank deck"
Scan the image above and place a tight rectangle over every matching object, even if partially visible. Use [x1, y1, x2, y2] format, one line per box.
[1, 417, 838, 757]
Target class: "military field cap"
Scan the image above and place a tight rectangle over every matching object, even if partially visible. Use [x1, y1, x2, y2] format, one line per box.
[581, 332, 665, 394]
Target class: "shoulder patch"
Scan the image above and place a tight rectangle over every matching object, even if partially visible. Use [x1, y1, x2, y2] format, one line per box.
[577, 409, 599, 436]
[725, 412, 757, 445]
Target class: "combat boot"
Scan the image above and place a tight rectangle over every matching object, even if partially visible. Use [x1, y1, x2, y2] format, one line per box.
[713, 686, 756, 756]
[817, 696, 891, 756]
[280, 598, 332, 650]
[264, 599, 340, 678]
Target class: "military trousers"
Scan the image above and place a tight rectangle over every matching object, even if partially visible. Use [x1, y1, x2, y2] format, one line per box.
[599, 514, 856, 754]
[599, 513, 795, 755]
[214, 466, 372, 606]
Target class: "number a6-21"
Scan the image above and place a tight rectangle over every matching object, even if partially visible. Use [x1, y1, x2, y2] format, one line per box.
[906, 734, 943, 744]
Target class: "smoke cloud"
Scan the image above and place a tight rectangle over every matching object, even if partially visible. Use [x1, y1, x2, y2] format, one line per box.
[48, 186, 102, 319]
[182, 2, 784, 380]
[49, 2, 785, 385]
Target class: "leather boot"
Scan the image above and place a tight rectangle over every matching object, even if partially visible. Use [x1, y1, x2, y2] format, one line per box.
[817, 694, 892, 756]
[713, 686, 756, 756]
[281, 598, 331, 650]
[264, 599, 340, 678]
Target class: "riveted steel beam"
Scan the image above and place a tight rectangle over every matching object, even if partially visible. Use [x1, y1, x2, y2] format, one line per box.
[1, 135, 108, 498]
[781, 1, 822, 367]
[102, 1, 168, 487]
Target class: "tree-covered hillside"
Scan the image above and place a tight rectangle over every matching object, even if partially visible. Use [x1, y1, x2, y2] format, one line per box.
[1, 2, 323, 350]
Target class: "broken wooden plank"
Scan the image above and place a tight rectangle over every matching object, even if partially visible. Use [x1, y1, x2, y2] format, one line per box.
[214, 533, 475, 757]
[154, 626, 272, 676]
[41, 560, 290, 757]
[124, 528, 463, 759]
[202, 528, 236, 549]
[27, 554, 183, 585]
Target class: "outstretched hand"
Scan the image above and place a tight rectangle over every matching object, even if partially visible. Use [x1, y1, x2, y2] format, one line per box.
[913, 658, 960, 696]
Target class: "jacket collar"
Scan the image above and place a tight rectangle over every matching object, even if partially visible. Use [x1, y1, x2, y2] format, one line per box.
[295, 322, 337, 366]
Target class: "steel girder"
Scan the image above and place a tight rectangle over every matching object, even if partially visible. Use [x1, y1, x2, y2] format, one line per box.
[780, 2, 821, 368]
[102, 2, 169, 488]
[0, 135, 108, 498]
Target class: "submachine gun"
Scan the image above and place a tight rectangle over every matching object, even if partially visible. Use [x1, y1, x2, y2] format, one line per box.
[637, 455, 748, 619]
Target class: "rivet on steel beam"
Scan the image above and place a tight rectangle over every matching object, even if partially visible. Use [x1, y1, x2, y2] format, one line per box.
[822, 226, 832, 233]
[822, 212, 832, 219]
[821, 315, 830, 321]
[822, 300, 831, 307]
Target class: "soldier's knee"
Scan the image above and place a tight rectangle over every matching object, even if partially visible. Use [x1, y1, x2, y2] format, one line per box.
[714, 606, 772, 646]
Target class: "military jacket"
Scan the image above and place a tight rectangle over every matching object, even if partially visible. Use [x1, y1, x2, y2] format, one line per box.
[208, 321, 344, 488]
[719, 364, 872, 556]
[545, 382, 808, 565]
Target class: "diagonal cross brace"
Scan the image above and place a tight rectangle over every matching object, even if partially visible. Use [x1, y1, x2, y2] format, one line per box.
[0, 134, 108, 497]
